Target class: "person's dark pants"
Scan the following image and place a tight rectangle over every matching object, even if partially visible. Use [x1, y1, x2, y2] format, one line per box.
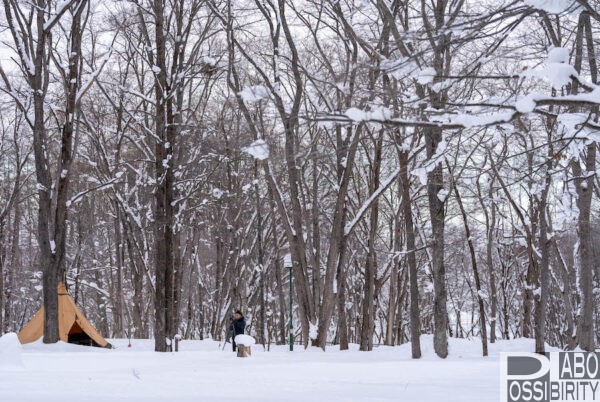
[232, 340, 236, 352]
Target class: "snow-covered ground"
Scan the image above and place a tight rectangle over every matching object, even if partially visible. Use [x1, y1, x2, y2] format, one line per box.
[0, 333, 558, 401]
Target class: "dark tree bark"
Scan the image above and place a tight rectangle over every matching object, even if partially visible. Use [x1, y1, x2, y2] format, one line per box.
[147, 0, 175, 352]
[360, 131, 383, 351]
[425, 126, 448, 358]
[0, 124, 25, 333]
[399, 148, 421, 358]
[336, 259, 349, 350]
[1, 0, 88, 344]
[477, 177, 498, 343]
[572, 12, 597, 352]
[533, 126, 554, 354]
[450, 169, 488, 356]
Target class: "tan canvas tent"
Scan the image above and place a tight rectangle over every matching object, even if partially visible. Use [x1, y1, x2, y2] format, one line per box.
[18, 283, 112, 348]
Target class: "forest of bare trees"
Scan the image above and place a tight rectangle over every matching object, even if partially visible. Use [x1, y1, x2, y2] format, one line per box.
[0, 0, 598, 356]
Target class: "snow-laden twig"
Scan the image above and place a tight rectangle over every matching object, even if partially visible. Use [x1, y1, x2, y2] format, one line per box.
[344, 166, 401, 236]
[76, 47, 114, 103]
[44, 0, 79, 32]
[66, 177, 122, 208]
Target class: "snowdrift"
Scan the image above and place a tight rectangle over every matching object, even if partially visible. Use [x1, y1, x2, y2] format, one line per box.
[0, 332, 25, 371]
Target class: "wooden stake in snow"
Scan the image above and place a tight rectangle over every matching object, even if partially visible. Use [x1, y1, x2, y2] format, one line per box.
[237, 345, 251, 358]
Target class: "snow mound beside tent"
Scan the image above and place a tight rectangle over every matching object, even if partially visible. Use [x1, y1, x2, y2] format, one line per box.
[234, 334, 255, 346]
[0, 332, 25, 371]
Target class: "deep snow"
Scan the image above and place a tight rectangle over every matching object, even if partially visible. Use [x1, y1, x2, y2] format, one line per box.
[0, 334, 559, 401]
[0, 332, 24, 371]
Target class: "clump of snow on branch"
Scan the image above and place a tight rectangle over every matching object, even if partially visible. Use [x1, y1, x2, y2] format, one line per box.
[411, 167, 428, 186]
[544, 47, 577, 89]
[344, 106, 391, 122]
[443, 111, 515, 128]
[547, 47, 569, 64]
[212, 188, 224, 199]
[410, 139, 448, 186]
[415, 67, 436, 85]
[515, 94, 539, 113]
[344, 166, 401, 235]
[380, 57, 419, 80]
[243, 139, 269, 160]
[558, 112, 600, 142]
[200, 56, 217, 67]
[238, 85, 269, 104]
[344, 107, 366, 121]
[523, 0, 575, 14]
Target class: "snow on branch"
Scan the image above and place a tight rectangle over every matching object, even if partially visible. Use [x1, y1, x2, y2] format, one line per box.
[76, 47, 114, 103]
[242, 139, 269, 160]
[44, 0, 79, 32]
[523, 0, 578, 14]
[66, 176, 123, 208]
[344, 166, 401, 236]
[314, 86, 600, 131]
[313, 110, 517, 130]
[66, 278, 110, 297]
[238, 85, 269, 104]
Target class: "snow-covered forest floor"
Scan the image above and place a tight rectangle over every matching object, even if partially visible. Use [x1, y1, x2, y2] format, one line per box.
[1, 334, 560, 401]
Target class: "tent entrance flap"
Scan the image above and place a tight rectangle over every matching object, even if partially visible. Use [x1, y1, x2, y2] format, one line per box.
[67, 321, 101, 347]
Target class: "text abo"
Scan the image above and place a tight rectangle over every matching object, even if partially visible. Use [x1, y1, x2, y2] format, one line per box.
[501, 352, 600, 402]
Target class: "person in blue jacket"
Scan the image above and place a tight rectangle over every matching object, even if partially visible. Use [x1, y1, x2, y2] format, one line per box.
[230, 310, 246, 352]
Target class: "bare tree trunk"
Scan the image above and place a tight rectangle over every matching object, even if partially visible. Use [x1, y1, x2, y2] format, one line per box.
[311, 149, 321, 318]
[477, 178, 498, 343]
[0, 222, 4, 333]
[336, 259, 349, 350]
[425, 126, 448, 358]
[523, 263, 535, 339]
[113, 204, 125, 338]
[95, 268, 109, 336]
[550, 231, 576, 349]
[172, 231, 184, 337]
[385, 212, 400, 346]
[270, 188, 287, 344]
[573, 12, 597, 352]
[492, 151, 537, 342]
[450, 171, 488, 356]
[42, 0, 88, 344]
[149, 0, 175, 352]
[399, 149, 421, 358]
[360, 131, 383, 351]
[255, 161, 266, 346]
[125, 224, 145, 338]
[33, 1, 59, 345]
[534, 139, 554, 354]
